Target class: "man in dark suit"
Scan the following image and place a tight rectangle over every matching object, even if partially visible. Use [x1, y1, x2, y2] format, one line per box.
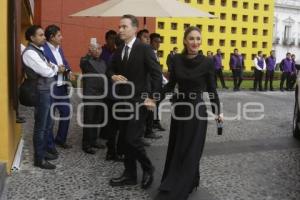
[166, 47, 178, 73]
[80, 43, 107, 154]
[43, 25, 74, 155]
[146, 33, 165, 138]
[107, 15, 162, 189]
[137, 29, 150, 45]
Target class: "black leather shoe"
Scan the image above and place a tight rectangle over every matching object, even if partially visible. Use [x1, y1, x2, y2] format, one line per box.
[141, 168, 154, 189]
[141, 138, 151, 146]
[106, 154, 124, 162]
[109, 175, 137, 187]
[45, 152, 58, 160]
[106, 153, 116, 161]
[145, 133, 162, 139]
[55, 141, 72, 149]
[16, 116, 26, 123]
[152, 122, 166, 131]
[34, 159, 56, 170]
[92, 143, 106, 149]
[83, 148, 96, 154]
[47, 148, 59, 156]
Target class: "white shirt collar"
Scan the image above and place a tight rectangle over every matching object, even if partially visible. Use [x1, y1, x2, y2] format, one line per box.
[47, 41, 60, 51]
[30, 42, 44, 51]
[125, 37, 136, 49]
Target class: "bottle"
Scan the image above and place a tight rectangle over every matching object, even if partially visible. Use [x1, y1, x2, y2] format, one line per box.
[216, 119, 223, 135]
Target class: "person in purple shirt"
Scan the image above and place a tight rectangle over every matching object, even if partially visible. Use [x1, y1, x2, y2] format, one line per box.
[290, 54, 297, 90]
[264, 50, 276, 91]
[213, 49, 228, 89]
[100, 30, 117, 65]
[230, 48, 244, 91]
[279, 52, 293, 91]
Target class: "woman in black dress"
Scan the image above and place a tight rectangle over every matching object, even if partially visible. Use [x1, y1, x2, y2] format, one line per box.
[155, 27, 223, 200]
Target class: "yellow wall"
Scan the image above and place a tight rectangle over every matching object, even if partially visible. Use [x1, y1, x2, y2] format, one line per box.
[156, 0, 274, 71]
[0, 0, 22, 173]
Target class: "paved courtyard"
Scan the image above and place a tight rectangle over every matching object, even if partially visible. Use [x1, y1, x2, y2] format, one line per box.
[1, 90, 300, 200]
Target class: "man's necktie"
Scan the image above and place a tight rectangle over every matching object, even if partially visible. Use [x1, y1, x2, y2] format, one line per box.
[122, 45, 129, 64]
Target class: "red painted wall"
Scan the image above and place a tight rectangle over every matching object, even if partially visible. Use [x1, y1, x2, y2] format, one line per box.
[37, 0, 155, 72]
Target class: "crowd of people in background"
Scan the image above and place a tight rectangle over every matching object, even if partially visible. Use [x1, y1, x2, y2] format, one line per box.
[171, 48, 299, 92]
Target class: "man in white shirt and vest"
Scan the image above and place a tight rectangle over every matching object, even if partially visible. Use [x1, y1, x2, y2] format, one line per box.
[22, 25, 65, 169]
[253, 51, 266, 91]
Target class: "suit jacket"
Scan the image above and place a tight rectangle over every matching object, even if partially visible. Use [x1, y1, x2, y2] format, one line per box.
[107, 39, 162, 102]
[166, 52, 175, 72]
[43, 43, 71, 81]
[80, 54, 107, 97]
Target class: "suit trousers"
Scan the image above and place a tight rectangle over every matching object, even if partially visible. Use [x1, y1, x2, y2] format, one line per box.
[118, 103, 153, 178]
[48, 85, 70, 149]
[101, 98, 124, 156]
[232, 69, 243, 89]
[82, 100, 104, 149]
[265, 70, 274, 90]
[253, 69, 264, 91]
[280, 72, 292, 90]
[215, 69, 226, 88]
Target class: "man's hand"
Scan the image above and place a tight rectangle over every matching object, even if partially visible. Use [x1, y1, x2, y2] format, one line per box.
[58, 65, 65, 73]
[144, 98, 156, 111]
[111, 75, 128, 83]
[69, 72, 76, 81]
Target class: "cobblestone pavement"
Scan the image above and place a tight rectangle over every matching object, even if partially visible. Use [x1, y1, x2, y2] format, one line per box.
[1, 90, 300, 200]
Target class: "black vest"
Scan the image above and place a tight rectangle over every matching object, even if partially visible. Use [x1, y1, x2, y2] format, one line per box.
[22, 43, 56, 91]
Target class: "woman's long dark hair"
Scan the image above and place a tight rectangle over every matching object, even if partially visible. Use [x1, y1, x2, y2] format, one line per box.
[182, 26, 201, 55]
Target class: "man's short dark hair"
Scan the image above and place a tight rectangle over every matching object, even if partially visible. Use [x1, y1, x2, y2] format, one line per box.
[45, 24, 61, 41]
[258, 51, 262, 55]
[137, 29, 149, 39]
[234, 48, 238, 52]
[105, 30, 117, 40]
[150, 33, 161, 43]
[173, 47, 178, 50]
[287, 52, 291, 56]
[115, 34, 124, 48]
[25, 25, 43, 42]
[122, 14, 139, 28]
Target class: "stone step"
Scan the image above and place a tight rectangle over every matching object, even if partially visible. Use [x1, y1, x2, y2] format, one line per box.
[0, 163, 6, 199]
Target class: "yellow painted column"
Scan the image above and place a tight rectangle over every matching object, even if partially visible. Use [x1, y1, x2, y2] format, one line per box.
[0, 0, 22, 173]
[0, 0, 10, 166]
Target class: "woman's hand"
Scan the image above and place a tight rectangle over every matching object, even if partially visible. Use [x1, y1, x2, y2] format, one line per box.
[215, 113, 224, 123]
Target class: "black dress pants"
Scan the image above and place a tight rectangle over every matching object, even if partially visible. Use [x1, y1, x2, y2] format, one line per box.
[118, 103, 153, 177]
[253, 69, 264, 91]
[82, 100, 104, 150]
[232, 69, 243, 89]
[265, 70, 274, 90]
